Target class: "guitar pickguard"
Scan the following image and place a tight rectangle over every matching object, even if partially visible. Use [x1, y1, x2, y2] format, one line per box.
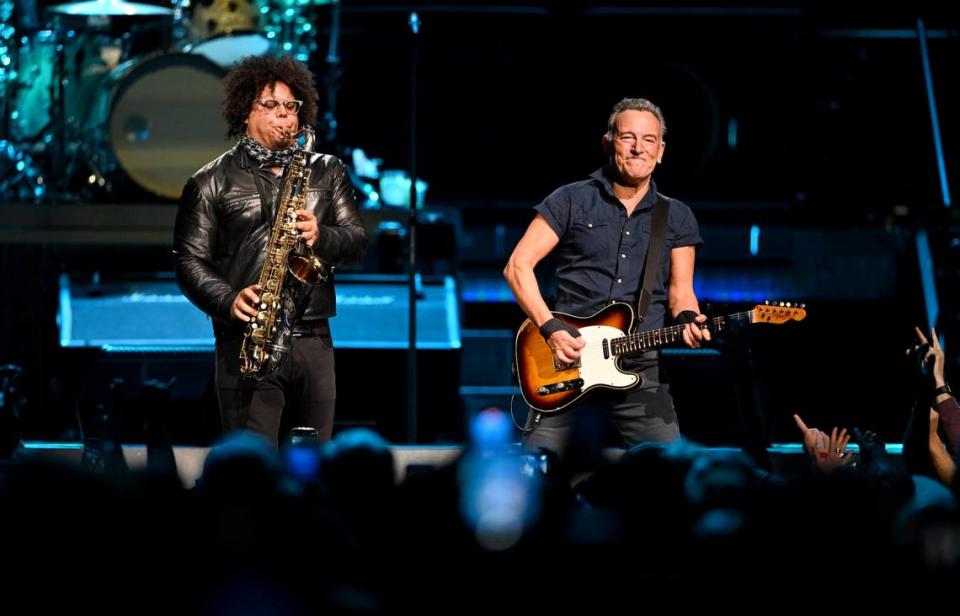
[576, 325, 641, 390]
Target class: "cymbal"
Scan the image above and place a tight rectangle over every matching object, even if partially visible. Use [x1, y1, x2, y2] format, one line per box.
[48, 0, 173, 16]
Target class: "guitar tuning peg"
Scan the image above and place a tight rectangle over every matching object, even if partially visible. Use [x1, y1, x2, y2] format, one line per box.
[765, 300, 770, 305]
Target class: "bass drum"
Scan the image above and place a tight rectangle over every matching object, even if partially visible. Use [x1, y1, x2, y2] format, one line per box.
[85, 53, 233, 199]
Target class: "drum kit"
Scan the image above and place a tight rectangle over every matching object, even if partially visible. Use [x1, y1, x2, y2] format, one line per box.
[1, 0, 337, 201]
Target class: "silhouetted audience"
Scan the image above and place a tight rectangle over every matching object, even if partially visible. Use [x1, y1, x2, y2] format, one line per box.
[2, 338, 960, 613]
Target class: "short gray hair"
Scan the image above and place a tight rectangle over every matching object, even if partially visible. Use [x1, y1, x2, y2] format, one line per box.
[606, 97, 667, 140]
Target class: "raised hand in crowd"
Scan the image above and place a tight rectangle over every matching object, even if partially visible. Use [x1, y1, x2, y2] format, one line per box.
[793, 414, 853, 474]
[907, 326, 947, 397]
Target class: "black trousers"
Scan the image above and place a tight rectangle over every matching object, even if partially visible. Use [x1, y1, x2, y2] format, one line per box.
[522, 354, 680, 458]
[214, 326, 336, 446]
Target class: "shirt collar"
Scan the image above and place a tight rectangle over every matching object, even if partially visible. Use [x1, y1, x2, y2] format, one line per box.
[589, 167, 659, 212]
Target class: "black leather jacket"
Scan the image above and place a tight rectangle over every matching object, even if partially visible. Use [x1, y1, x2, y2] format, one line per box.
[174, 143, 367, 334]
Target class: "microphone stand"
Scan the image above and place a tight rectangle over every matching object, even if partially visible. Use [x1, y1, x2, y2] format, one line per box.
[406, 11, 420, 443]
[320, 0, 342, 144]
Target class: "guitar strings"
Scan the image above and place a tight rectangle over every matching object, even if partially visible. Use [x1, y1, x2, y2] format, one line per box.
[557, 312, 752, 356]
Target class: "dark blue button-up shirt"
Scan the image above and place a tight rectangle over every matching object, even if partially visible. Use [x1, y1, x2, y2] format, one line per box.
[534, 168, 702, 333]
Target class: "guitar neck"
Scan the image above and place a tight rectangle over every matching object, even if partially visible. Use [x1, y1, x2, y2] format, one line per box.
[610, 310, 754, 357]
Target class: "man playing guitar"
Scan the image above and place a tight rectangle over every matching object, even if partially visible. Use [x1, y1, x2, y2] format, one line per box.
[503, 97, 709, 457]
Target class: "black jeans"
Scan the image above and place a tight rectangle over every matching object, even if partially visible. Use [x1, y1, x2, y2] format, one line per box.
[522, 356, 680, 458]
[214, 326, 336, 446]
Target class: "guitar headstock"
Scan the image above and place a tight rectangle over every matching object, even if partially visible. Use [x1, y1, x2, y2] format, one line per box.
[752, 301, 807, 324]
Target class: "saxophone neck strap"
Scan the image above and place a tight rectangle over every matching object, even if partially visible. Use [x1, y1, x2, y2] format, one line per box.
[242, 145, 283, 228]
[252, 166, 277, 228]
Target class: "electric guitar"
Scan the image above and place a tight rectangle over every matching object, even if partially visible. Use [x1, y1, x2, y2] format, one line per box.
[515, 301, 806, 413]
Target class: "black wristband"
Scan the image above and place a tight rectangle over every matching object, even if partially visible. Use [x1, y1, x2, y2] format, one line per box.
[539, 318, 581, 342]
[675, 310, 699, 325]
[934, 384, 953, 397]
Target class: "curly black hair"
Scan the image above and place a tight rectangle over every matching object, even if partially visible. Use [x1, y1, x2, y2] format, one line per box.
[221, 55, 319, 139]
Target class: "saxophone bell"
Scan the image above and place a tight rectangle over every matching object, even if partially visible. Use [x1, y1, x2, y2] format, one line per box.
[289, 250, 332, 285]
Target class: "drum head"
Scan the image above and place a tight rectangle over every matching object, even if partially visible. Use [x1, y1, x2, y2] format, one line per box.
[109, 53, 232, 199]
[190, 31, 272, 68]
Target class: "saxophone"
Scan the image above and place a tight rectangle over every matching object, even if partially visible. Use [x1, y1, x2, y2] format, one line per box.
[239, 127, 331, 380]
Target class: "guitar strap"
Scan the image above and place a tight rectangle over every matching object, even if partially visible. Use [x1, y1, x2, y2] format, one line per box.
[634, 193, 671, 325]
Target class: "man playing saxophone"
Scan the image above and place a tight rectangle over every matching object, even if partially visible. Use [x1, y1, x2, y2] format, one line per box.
[174, 55, 367, 445]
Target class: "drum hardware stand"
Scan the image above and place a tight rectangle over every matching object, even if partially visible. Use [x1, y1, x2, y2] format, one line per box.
[0, 2, 47, 202]
[0, 9, 11, 141]
[0, 140, 45, 202]
[63, 135, 111, 198]
[169, 0, 190, 50]
[46, 39, 105, 203]
[22, 15, 81, 203]
[51, 16, 119, 201]
[1, 20, 16, 138]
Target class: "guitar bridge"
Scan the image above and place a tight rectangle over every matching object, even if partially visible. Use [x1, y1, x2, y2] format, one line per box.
[537, 379, 584, 396]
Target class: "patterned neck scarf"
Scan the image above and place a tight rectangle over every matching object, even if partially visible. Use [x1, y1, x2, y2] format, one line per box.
[240, 134, 299, 169]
